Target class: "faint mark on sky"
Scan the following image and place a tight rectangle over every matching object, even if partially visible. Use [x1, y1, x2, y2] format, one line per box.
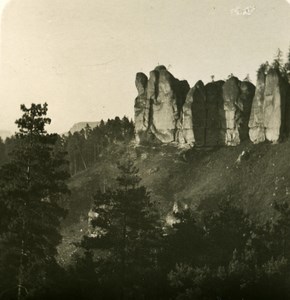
[0, 0, 10, 16]
[286, 0, 290, 5]
[231, 6, 256, 16]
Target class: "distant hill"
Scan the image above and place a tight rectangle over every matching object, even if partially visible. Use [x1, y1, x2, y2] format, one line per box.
[68, 122, 99, 134]
[0, 130, 12, 140]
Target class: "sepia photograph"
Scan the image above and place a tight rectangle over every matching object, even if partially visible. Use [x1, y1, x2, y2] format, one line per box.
[0, 0, 290, 299]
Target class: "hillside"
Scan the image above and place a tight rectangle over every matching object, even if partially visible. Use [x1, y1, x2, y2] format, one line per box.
[58, 138, 290, 265]
[0, 130, 12, 140]
[68, 121, 100, 134]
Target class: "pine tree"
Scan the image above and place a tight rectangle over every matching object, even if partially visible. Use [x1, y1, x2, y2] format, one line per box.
[284, 46, 290, 77]
[0, 137, 7, 166]
[272, 48, 285, 75]
[163, 207, 205, 268]
[81, 158, 163, 299]
[0, 103, 70, 299]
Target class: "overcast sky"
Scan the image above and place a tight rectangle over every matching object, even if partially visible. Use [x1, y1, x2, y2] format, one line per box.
[1, 0, 290, 133]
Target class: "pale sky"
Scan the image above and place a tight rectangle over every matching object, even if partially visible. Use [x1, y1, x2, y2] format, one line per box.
[1, 0, 290, 133]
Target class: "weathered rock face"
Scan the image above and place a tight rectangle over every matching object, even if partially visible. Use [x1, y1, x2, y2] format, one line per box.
[248, 71, 266, 143]
[239, 81, 255, 141]
[179, 78, 254, 147]
[249, 68, 289, 143]
[264, 70, 282, 142]
[285, 85, 290, 137]
[181, 80, 205, 146]
[205, 80, 225, 146]
[222, 77, 241, 146]
[175, 80, 192, 144]
[134, 66, 257, 147]
[221, 77, 255, 146]
[134, 72, 149, 143]
[134, 66, 190, 144]
[150, 68, 179, 143]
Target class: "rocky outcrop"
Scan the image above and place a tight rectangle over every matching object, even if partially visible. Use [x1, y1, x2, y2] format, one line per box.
[264, 70, 282, 142]
[134, 66, 259, 147]
[239, 81, 256, 141]
[150, 67, 179, 143]
[150, 66, 190, 143]
[249, 68, 289, 143]
[178, 78, 254, 147]
[133, 63, 290, 147]
[222, 77, 255, 146]
[205, 80, 225, 146]
[180, 80, 205, 146]
[248, 71, 266, 143]
[222, 77, 241, 146]
[285, 84, 290, 136]
[134, 66, 190, 144]
[134, 72, 150, 143]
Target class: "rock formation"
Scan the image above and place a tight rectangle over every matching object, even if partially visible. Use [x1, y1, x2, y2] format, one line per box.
[239, 81, 256, 141]
[205, 80, 225, 146]
[285, 84, 290, 136]
[133, 62, 290, 147]
[249, 68, 289, 143]
[222, 77, 241, 146]
[134, 67, 257, 146]
[134, 66, 190, 144]
[180, 80, 205, 146]
[134, 72, 150, 143]
[222, 77, 255, 146]
[150, 67, 179, 143]
[178, 78, 254, 147]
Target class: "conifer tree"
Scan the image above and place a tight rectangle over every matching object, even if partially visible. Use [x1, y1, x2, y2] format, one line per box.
[81, 157, 163, 299]
[0, 103, 70, 299]
[284, 46, 290, 73]
[0, 137, 7, 166]
[272, 48, 285, 75]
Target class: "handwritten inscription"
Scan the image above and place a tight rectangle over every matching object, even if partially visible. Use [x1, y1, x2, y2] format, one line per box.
[231, 6, 256, 16]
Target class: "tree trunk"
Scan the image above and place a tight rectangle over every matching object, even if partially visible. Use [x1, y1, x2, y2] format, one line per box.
[17, 237, 25, 299]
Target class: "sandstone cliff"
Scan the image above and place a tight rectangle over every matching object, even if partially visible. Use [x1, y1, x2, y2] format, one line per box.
[134, 64, 290, 147]
[179, 78, 254, 147]
[180, 80, 205, 146]
[204, 80, 225, 146]
[134, 72, 150, 143]
[239, 81, 256, 141]
[222, 77, 255, 146]
[134, 66, 190, 144]
[249, 68, 289, 143]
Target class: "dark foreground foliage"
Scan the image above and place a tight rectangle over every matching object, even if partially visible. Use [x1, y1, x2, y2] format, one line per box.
[25, 196, 290, 300]
[1, 99, 290, 299]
